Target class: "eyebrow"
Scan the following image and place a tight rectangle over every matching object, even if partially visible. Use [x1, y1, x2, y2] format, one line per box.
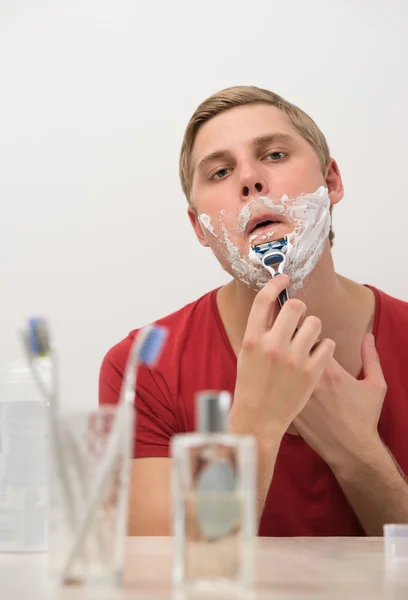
[196, 133, 295, 173]
[252, 133, 295, 148]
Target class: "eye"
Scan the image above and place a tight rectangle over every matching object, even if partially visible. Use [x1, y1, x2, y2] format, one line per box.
[264, 151, 287, 161]
[211, 167, 231, 180]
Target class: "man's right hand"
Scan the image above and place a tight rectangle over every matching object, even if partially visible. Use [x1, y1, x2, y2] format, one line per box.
[230, 274, 335, 443]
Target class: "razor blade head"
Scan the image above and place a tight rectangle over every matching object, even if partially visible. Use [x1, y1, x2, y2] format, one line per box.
[251, 236, 288, 258]
[252, 236, 288, 276]
[263, 252, 285, 269]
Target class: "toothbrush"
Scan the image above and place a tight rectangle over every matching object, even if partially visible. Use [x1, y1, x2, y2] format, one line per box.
[23, 317, 57, 401]
[252, 237, 289, 308]
[118, 324, 167, 407]
[61, 323, 167, 581]
[22, 318, 106, 572]
[21, 318, 79, 540]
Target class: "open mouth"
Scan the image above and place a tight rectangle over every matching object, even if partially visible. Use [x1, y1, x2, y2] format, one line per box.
[250, 219, 285, 236]
[251, 219, 278, 232]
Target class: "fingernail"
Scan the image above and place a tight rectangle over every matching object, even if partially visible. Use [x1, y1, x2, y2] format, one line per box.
[368, 333, 375, 347]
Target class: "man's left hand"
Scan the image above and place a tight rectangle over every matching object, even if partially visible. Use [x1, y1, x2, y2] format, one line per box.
[294, 333, 387, 470]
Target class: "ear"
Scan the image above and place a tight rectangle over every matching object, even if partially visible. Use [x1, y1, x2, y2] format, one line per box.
[187, 206, 210, 248]
[325, 158, 344, 207]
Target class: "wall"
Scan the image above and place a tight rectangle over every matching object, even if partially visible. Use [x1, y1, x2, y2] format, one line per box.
[0, 0, 406, 408]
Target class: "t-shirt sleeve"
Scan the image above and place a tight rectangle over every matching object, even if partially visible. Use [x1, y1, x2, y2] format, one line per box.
[99, 342, 178, 459]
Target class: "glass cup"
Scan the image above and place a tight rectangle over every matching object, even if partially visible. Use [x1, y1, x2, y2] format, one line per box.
[47, 405, 134, 587]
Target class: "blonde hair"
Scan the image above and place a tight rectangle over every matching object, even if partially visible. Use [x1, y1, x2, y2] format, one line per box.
[179, 85, 334, 246]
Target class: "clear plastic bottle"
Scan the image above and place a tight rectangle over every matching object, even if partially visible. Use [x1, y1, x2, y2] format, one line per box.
[171, 390, 256, 590]
[0, 358, 48, 552]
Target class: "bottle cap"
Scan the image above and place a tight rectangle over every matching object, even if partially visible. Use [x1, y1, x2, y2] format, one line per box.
[196, 391, 231, 434]
[384, 524, 408, 560]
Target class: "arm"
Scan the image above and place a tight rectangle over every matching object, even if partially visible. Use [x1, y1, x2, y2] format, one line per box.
[251, 439, 281, 521]
[294, 334, 408, 535]
[333, 438, 408, 536]
[101, 275, 335, 533]
[229, 275, 335, 521]
[127, 458, 172, 535]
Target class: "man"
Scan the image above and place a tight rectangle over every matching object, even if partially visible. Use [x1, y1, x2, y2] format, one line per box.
[100, 86, 408, 537]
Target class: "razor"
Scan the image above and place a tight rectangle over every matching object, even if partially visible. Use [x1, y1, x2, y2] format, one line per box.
[252, 237, 289, 308]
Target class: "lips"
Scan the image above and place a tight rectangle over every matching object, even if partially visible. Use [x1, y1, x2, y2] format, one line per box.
[247, 213, 285, 235]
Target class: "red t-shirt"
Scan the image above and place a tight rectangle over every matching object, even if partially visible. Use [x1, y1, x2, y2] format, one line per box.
[99, 286, 408, 536]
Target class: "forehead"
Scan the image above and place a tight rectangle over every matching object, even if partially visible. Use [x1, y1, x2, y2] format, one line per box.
[191, 103, 302, 168]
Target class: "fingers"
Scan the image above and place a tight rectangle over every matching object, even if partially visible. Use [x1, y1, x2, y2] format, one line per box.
[291, 315, 322, 356]
[267, 297, 307, 345]
[245, 275, 290, 336]
[309, 338, 336, 372]
[361, 333, 387, 390]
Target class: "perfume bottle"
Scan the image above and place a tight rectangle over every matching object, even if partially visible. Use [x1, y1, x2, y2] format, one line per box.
[171, 390, 256, 589]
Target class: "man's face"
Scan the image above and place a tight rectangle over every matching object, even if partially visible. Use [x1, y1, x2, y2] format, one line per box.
[188, 103, 341, 289]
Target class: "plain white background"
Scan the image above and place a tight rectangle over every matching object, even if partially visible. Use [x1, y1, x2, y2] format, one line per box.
[0, 0, 407, 409]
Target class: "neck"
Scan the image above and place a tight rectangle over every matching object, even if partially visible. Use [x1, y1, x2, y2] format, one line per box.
[217, 244, 375, 373]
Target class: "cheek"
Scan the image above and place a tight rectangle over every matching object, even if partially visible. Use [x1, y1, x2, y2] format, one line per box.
[197, 199, 238, 236]
[294, 159, 326, 188]
[272, 159, 325, 197]
[204, 212, 238, 240]
[194, 176, 237, 213]
[200, 193, 228, 216]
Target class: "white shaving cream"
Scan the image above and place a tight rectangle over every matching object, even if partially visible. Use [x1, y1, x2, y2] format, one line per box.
[199, 213, 217, 237]
[247, 186, 331, 290]
[198, 186, 331, 292]
[284, 186, 331, 290]
[236, 203, 252, 235]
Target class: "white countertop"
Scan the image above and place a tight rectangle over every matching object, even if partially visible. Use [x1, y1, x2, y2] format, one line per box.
[1, 536, 407, 599]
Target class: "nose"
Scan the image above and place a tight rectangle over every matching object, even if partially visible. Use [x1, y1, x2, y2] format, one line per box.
[240, 169, 268, 200]
[242, 182, 264, 196]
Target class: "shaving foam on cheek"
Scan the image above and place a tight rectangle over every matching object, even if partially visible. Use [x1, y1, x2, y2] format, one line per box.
[236, 204, 252, 235]
[199, 213, 217, 237]
[198, 212, 267, 287]
[244, 186, 330, 293]
[248, 246, 262, 266]
[200, 187, 330, 292]
[283, 186, 331, 291]
[220, 223, 271, 289]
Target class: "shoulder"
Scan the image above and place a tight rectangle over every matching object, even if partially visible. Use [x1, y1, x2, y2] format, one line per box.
[99, 288, 221, 410]
[370, 286, 408, 373]
[372, 287, 408, 470]
[371, 286, 408, 329]
[101, 289, 219, 375]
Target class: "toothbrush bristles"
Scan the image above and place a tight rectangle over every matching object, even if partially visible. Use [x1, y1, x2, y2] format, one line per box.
[28, 318, 51, 356]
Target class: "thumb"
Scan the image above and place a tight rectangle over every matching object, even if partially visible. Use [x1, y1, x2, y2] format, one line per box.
[361, 333, 384, 384]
